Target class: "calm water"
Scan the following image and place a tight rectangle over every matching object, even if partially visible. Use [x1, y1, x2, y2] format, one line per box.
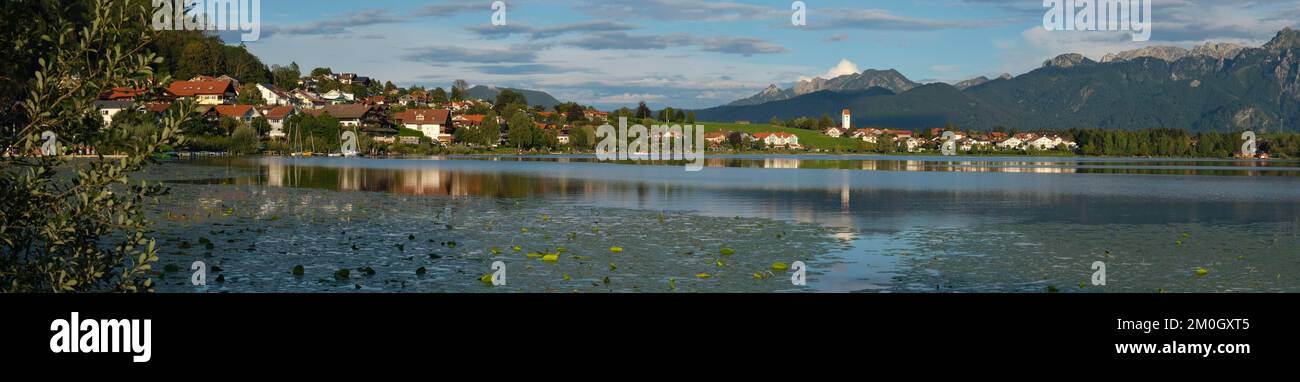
[143, 155, 1300, 293]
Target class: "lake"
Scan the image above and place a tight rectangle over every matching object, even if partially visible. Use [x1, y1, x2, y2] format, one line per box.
[141, 154, 1300, 293]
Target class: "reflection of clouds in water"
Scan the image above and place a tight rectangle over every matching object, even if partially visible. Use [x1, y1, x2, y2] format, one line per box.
[145, 157, 1300, 293]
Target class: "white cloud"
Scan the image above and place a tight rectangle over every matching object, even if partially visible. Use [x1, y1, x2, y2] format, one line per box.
[596, 93, 666, 103]
[797, 59, 861, 82]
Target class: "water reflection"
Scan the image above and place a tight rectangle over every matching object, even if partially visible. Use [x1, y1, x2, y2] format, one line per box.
[174, 156, 1300, 230]
[154, 155, 1300, 292]
[482, 154, 1300, 176]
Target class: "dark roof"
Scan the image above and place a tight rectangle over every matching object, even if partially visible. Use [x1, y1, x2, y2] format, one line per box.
[93, 100, 135, 109]
[394, 109, 450, 125]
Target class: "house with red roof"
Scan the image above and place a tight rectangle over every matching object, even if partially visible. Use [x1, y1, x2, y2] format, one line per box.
[256, 106, 297, 138]
[214, 105, 258, 122]
[100, 87, 148, 101]
[584, 109, 609, 121]
[167, 80, 236, 105]
[453, 114, 487, 129]
[393, 108, 451, 141]
[704, 131, 728, 146]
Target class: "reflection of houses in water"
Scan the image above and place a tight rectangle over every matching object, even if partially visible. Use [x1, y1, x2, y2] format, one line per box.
[997, 164, 1074, 174]
[398, 169, 445, 196]
[839, 175, 851, 211]
[267, 162, 285, 187]
[339, 166, 363, 191]
[763, 158, 801, 169]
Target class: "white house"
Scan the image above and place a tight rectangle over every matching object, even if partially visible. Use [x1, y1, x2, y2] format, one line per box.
[167, 79, 236, 105]
[395, 109, 451, 141]
[257, 106, 296, 138]
[291, 90, 326, 109]
[214, 105, 258, 122]
[256, 83, 294, 106]
[93, 100, 135, 127]
[997, 136, 1026, 150]
[1025, 134, 1077, 151]
[321, 90, 355, 104]
[851, 128, 881, 143]
[754, 132, 800, 148]
[824, 126, 845, 138]
[904, 137, 926, 152]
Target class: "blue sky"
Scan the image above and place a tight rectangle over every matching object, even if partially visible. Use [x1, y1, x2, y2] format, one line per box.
[238, 0, 1300, 109]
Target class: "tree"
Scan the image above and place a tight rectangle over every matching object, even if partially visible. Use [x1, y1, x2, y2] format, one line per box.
[453, 124, 480, 146]
[229, 125, 260, 155]
[635, 101, 653, 119]
[569, 125, 596, 149]
[310, 67, 333, 78]
[675, 110, 686, 123]
[237, 84, 266, 105]
[450, 86, 465, 102]
[686, 111, 697, 124]
[178, 40, 219, 78]
[2, 0, 196, 292]
[431, 87, 448, 104]
[219, 117, 242, 136]
[507, 112, 536, 149]
[251, 117, 272, 137]
[480, 110, 501, 146]
[727, 131, 747, 148]
[271, 62, 301, 90]
[659, 107, 675, 122]
[495, 89, 528, 112]
[819, 114, 835, 129]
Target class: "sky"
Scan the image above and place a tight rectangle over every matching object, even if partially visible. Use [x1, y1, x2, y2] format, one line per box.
[234, 0, 1300, 110]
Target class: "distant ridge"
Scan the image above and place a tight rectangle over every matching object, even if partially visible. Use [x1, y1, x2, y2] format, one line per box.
[728, 69, 918, 106]
[464, 85, 562, 108]
[694, 28, 1300, 134]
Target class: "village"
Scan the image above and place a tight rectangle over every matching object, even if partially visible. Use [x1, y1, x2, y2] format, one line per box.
[86, 69, 1133, 159]
[92, 72, 1081, 157]
[93, 71, 612, 155]
[704, 109, 1079, 153]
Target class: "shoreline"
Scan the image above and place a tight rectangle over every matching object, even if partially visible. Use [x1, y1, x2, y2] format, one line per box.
[217, 151, 1296, 162]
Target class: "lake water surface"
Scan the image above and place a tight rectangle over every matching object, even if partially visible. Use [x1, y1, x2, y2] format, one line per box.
[143, 155, 1300, 293]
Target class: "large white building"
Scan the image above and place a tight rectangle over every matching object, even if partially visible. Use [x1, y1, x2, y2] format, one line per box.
[842, 109, 851, 130]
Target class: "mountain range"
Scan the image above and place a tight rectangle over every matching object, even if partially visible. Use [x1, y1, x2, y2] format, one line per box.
[694, 28, 1300, 133]
[728, 69, 919, 106]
